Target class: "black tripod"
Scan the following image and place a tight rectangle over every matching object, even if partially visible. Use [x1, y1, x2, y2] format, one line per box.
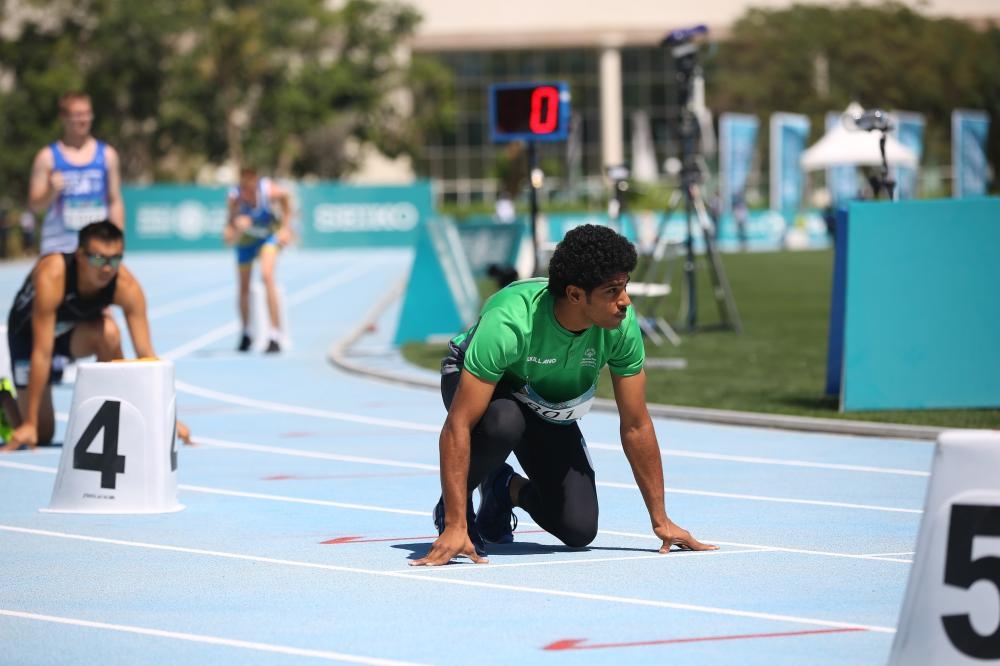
[854, 108, 896, 200]
[661, 27, 742, 333]
[869, 131, 897, 200]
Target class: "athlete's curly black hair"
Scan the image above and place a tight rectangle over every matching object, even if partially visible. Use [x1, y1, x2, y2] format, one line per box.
[547, 224, 636, 299]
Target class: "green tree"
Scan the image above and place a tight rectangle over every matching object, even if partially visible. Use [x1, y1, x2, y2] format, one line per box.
[705, 2, 1000, 190]
[0, 0, 454, 198]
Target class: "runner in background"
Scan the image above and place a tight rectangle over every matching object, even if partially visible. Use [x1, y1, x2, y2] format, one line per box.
[223, 167, 293, 353]
[28, 91, 124, 254]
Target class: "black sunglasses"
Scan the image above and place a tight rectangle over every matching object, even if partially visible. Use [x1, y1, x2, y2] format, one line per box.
[84, 252, 124, 269]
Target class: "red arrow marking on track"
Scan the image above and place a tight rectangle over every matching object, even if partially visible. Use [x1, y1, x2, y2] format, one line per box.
[321, 535, 439, 544]
[543, 627, 867, 651]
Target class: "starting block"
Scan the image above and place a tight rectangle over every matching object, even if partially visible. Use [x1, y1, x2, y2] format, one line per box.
[249, 281, 291, 351]
[43, 359, 184, 514]
[888, 429, 1000, 665]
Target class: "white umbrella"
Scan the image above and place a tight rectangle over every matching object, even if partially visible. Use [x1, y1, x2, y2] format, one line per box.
[800, 107, 918, 171]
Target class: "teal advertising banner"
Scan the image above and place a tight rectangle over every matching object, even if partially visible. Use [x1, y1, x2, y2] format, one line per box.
[951, 110, 990, 198]
[294, 181, 434, 248]
[769, 112, 810, 222]
[841, 197, 1000, 411]
[892, 111, 925, 200]
[123, 185, 229, 251]
[719, 112, 759, 217]
[123, 181, 435, 251]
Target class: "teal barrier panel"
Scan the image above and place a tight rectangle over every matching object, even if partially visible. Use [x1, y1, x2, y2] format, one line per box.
[842, 197, 1000, 411]
[295, 180, 434, 248]
[124, 185, 229, 251]
[394, 217, 480, 345]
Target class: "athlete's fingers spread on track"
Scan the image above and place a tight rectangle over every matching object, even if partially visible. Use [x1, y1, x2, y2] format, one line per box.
[410, 533, 488, 566]
[656, 521, 718, 553]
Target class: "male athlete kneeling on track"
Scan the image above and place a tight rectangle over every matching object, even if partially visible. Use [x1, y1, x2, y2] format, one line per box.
[3, 220, 193, 451]
[412, 224, 716, 565]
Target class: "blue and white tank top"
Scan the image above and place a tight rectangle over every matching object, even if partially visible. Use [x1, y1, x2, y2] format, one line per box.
[41, 141, 110, 254]
[229, 178, 279, 241]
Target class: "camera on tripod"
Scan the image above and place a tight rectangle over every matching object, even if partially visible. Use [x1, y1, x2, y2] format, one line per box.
[661, 24, 708, 73]
[852, 108, 893, 133]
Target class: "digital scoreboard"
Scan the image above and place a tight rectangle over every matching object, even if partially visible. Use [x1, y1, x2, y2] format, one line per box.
[488, 82, 571, 143]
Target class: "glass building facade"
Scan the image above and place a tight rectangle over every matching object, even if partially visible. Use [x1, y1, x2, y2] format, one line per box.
[414, 45, 685, 207]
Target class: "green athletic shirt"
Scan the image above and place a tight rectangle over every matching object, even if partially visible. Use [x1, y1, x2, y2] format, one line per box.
[443, 278, 645, 424]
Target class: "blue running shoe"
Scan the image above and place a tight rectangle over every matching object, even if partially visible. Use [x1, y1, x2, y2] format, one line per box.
[475, 463, 517, 544]
[433, 495, 487, 558]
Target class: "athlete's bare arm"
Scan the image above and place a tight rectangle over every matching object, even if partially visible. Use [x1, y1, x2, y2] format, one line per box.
[27, 148, 60, 216]
[612, 370, 717, 553]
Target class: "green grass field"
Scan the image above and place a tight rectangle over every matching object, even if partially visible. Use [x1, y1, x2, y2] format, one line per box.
[401, 248, 1000, 429]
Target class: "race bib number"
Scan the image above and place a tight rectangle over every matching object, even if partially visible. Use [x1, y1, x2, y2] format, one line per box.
[513, 383, 595, 424]
[63, 202, 109, 230]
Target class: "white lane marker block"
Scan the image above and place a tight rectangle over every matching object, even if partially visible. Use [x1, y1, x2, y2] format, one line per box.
[43, 359, 183, 514]
[888, 429, 1000, 664]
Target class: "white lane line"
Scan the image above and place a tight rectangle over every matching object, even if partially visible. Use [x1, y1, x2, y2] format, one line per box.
[160, 258, 396, 362]
[188, 438, 922, 515]
[0, 459, 917, 564]
[147, 287, 232, 320]
[170, 383, 930, 479]
[182, 484, 429, 516]
[590, 445, 930, 477]
[0, 525, 896, 634]
[196, 437, 440, 470]
[0, 438, 922, 515]
[175, 384, 440, 432]
[413, 547, 776, 571]
[160, 322, 240, 361]
[0, 609, 429, 666]
[598, 480, 922, 514]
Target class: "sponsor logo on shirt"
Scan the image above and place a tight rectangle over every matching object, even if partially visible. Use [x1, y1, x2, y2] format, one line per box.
[527, 356, 557, 365]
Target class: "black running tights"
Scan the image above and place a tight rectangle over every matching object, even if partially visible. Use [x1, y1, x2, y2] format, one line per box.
[441, 372, 599, 548]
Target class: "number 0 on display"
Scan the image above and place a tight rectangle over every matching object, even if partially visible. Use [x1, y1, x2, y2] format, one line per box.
[489, 82, 571, 143]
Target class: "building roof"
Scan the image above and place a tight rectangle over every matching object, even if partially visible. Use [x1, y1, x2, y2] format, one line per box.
[406, 0, 1000, 50]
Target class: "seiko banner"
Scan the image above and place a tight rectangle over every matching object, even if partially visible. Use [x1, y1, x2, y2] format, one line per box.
[123, 181, 434, 250]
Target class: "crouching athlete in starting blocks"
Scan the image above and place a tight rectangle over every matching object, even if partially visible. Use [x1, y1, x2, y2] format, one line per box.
[3, 220, 192, 451]
[413, 224, 715, 565]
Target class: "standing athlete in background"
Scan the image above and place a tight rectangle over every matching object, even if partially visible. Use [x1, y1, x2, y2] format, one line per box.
[28, 91, 124, 254]
[223, 167, 292, 353]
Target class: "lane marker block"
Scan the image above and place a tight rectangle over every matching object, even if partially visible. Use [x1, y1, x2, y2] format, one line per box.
[888, 429, 1000, 664]
[43, 359, 184, 514]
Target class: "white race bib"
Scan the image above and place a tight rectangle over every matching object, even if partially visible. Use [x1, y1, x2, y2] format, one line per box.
[513, 383, 595, 424]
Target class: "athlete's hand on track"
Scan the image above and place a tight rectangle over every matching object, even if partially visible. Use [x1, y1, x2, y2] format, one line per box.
[656, 519, 718, 553]
[176, 419, 194, 446]
[410, 526, 488, 566]
[2, 424, 38, 452]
